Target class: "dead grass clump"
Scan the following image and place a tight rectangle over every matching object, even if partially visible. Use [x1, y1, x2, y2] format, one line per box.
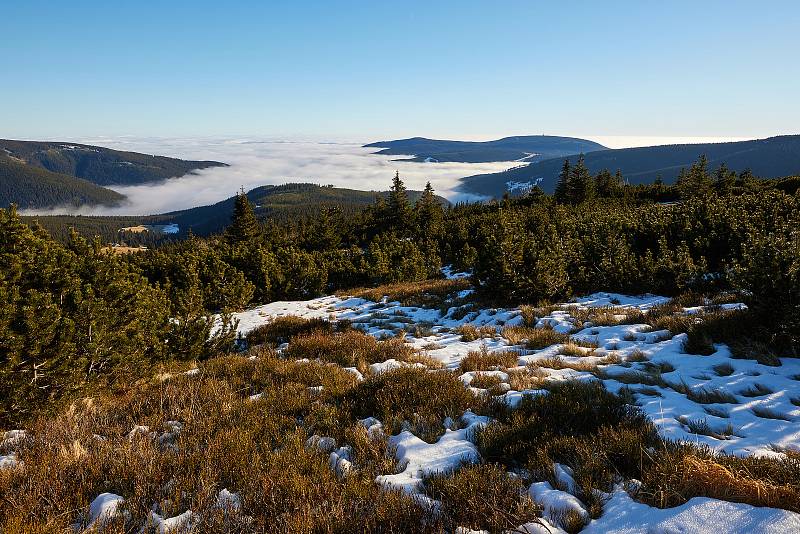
[346, 278, 471, 308]
[423, 464, 541, 533]
[537, 356, 597, 373]
[457, 324, 497, 342]
[0, 354, 446, 533]
[677, 416, 735, 440]
[246, 315, 333, 346]
[345, 367, 473, 439]
[667, 381, 738, 404]
[559, 341, 595, 357]
[712, 362, 735, 376]
[477, 382, 658, 518]
[507, 365, 548, 391]
[640, 443, 800, 512]
[597, 369, 665, 387]
[738, 383, 773, 397]
[682, 329, 715, 355]
[729, 339, 782, 367]
[567, 305, 643, 328]
[285, 330, 414, 369]
[626, 349, 648, 362]
[502, 325, 568, 349]
[469, 373, 505, 391]
[751, 406, 792, 421]
[459, 347, 519, 372]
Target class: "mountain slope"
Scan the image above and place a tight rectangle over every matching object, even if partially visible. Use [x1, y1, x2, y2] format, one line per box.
[0, 155, 125, 209]
[364, 136, 606, 163]
[459, 135, 800, 196]
[0, 139, 226, 186]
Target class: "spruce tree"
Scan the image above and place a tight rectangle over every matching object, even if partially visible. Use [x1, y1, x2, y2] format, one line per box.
[714, 163, 736, 195]
[595, 169, 617, 198]
[554, 159, 571, 203]
[414, 181, 444, 238]
[570, 154, 595, 203]
[226, 190, 262, 245]
[387, 171, 413, 234]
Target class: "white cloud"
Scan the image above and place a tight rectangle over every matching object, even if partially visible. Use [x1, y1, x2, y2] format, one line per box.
[23, 137, 517, 216]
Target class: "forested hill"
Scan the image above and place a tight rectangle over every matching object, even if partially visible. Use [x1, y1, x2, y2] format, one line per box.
[364, 136, 606, 163]
[24, 182, 450, 242]
[459, 135, 800, 197]
[0, 155, 125, 209]
[162, 182, 449, 236]
[0, 139, 226, 186]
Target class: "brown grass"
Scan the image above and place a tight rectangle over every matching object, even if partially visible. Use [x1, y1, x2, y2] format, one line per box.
[457, 324, 497, 342]
[284, 330, 416, 369]
[423, 464, 541, 532]
[502, 325, 569, 349]
[641, 446, 800, 512]
[246, 315, 333, 346]
[344, 278, 471, 308]
[459, 348, 519, 372]
[507, 366, 548, 391]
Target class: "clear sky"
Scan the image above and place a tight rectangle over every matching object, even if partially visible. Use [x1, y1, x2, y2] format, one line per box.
[2, 0, 799, 141]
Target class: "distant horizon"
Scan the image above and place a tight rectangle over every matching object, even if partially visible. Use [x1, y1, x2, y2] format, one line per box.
[0, 132, 777, 151]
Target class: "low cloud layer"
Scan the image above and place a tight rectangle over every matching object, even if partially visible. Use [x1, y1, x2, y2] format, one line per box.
[24, 137, 517, 216]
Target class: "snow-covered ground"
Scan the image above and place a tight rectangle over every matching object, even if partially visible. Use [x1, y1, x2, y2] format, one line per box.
[221, 290, 800, 458]
[212, 284, 800, 532]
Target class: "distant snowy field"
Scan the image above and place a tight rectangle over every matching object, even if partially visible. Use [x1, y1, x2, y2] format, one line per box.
[209, 279, 800, 533]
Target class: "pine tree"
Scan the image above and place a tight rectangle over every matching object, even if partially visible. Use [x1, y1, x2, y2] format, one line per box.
[414, 181, 444, 239]
[226, 190, 262, 245]
[594, 169, 619, 198]
[714, 163, 736, 195]
[554, 159, 571, 203]
[569, 154, 595, 203]
[387, 171, 413, 234]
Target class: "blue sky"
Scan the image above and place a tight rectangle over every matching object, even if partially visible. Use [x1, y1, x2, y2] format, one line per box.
[2, 1, 799, 141]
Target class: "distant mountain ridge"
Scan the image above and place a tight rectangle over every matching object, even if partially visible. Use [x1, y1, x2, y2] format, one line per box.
[0, 139, 227, 209]
[364, 135, 606, 163]
[459, 135, 800, 197]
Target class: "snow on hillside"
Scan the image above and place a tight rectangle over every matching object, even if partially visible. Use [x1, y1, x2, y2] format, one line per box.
[207, 282, 800, 532]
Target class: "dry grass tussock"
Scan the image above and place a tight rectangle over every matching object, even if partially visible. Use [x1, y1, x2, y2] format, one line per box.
[457, 324, 497, 342]
[345, 278, 471, 308]
[459, 347, 519, 372]
[245, 315, 333, 346]
[423, 463, 541, 532]
[284, 329, 420, 371]
[640, 443, 800, 512]
[501, 325, 569, 350]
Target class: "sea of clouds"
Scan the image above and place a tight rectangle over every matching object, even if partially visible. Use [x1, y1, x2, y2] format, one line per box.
[24, 137, 518, 216]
